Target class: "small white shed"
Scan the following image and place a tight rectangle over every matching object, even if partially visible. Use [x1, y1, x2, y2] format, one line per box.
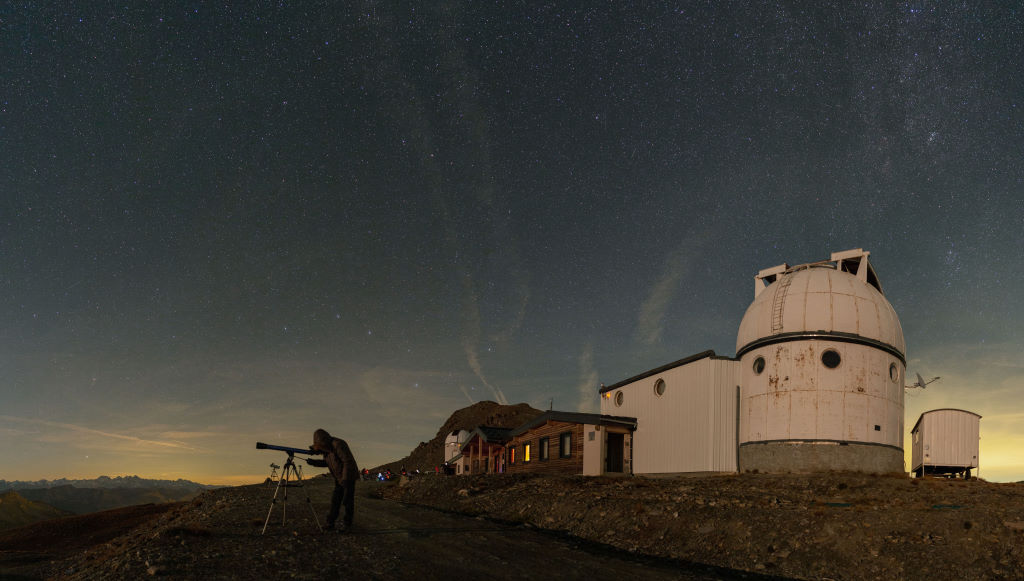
[910, 409, 981, 478]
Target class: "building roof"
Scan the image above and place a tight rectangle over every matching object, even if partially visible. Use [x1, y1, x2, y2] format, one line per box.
[911, 408, 983, 434]
[509, 410, 637, 436]
[736, 249, 906, 361]
[463, 425, 514, 446]
[599, 349, 732, 394]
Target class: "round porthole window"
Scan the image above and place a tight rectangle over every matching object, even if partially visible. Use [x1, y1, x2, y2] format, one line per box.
[889, 363, 899, 382]
[614, 391, 624, 406]
[654, 378, 666, 396]
[753, 356, 766, 375]
[821, 349, 841, 369]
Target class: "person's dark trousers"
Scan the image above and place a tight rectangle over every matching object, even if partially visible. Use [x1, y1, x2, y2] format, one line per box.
[327, 479, 356, 528]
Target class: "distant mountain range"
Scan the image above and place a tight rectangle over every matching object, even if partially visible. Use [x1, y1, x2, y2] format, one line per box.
[0, 475, 214, 491]
[0, 476, 217, 517]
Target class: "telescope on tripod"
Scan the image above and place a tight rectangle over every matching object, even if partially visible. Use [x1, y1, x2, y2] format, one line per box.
[256, 442, 316, 456]
[256, 441, 323, 534]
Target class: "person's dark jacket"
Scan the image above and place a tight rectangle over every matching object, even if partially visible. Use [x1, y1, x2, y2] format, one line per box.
[309, 428, 358, 483]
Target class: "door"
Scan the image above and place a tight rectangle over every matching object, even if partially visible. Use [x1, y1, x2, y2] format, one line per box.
[606, 432, 624, 473]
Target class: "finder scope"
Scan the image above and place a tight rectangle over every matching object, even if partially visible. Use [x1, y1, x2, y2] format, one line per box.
[256, 442, 317, 456]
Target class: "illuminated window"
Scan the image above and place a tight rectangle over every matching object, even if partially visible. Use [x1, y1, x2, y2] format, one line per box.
[559, 432, 572, 458]
[524, 442, 532, 462]
[509, 446, 516, 465]
[539, 437, 549, 461]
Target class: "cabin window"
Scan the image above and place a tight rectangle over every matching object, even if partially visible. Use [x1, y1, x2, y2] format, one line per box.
[614, 391, 624, 407]
[654, 378, 666, 396]
[559, 431, 572, 458]
[753, 356, 765, 375]
[509, 446, 516, 465]
[539, 437, 550, 461]
[524, 442, 532, 462]
[821, 349, 841, 369]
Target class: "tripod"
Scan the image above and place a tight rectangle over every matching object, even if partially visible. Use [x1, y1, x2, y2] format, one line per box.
[262, 452, 322, 534]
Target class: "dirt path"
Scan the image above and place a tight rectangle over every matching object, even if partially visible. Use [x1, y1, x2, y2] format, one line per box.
[328, 482, 770, 580]
[42, 478, 785, 580]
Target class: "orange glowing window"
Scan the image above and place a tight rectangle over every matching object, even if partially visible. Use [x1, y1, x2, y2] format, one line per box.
[524, 443, 532, 462]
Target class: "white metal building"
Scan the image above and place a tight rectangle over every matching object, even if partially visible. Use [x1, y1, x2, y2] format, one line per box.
[911, 409, 981, 478]
[599, 248, 907, 475]
[599, 351, 739, 474]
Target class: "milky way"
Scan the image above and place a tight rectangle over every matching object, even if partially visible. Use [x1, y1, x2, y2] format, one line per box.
[1, 2, 1021, 483]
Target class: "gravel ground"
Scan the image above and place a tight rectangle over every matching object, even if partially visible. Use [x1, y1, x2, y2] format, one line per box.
[7, 471, 1022, 580]
[377, 471, 1024, 580]
[31, 476, 767, 580]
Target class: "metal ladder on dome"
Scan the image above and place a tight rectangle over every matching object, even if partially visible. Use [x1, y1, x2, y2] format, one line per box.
[770, 272, 793, 334]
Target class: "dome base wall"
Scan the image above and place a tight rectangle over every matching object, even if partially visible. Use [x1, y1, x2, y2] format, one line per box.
[739, 441, 903, 474]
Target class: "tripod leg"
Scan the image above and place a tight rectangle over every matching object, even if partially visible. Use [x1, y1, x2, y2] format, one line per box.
[281, 463, 292, 525]
[289, 461, 322, 531]
[262, 468, 288, 535]
[261, 455, 321, 533]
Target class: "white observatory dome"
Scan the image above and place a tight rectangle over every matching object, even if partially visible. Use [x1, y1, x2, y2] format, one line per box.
[735, 249, 907, 474]
[736, 252, 905, 360]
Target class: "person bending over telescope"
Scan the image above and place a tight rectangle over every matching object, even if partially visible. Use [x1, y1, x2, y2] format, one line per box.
[304, 428, 358, 532]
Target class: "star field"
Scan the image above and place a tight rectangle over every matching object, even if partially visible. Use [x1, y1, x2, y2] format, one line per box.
[1, 2, 1022, 483]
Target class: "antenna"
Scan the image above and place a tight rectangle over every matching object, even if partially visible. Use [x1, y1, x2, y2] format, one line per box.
[906, 372, 940, 390]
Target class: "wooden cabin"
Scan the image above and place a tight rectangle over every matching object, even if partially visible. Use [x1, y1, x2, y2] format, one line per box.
[505, 411, 637, 476]
[458, 426, 514, 474]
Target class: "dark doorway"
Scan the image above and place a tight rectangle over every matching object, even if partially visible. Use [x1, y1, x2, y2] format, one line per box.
[606, 432, 624, 472]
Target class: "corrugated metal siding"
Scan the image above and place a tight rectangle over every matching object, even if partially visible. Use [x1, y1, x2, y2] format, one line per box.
[600, 357, 738, 473]
[912, 410, 980, 470]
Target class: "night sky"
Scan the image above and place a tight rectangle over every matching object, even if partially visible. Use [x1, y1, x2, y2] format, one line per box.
[2, 3, 1022, 484]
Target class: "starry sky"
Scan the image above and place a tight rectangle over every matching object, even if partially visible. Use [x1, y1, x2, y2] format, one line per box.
[2, 2, 1022, 485]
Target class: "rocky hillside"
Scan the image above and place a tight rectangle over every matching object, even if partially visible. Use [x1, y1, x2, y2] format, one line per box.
[0, 490, 71, 531]
[374, 401, 542, 472]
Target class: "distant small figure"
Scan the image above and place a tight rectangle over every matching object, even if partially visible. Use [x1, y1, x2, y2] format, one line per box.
[305, 428, 358, 532]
